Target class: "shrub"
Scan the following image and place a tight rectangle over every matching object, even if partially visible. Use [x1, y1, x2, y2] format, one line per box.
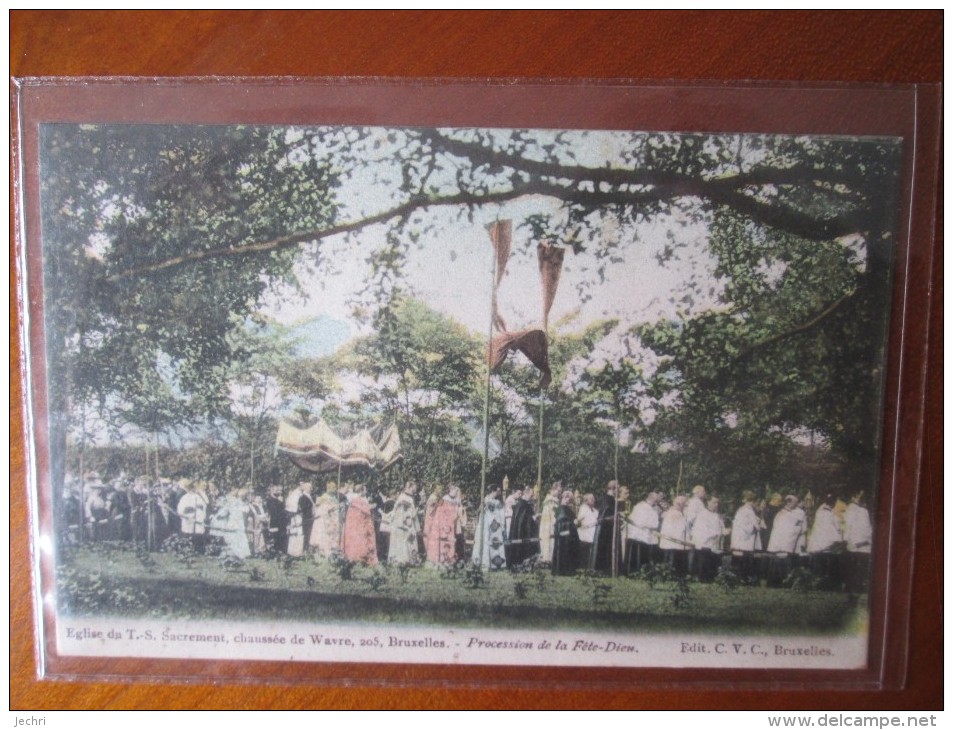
[783, 567, 823, 593]
[714, 566, 742, 593]
[461, 563, 485, 589]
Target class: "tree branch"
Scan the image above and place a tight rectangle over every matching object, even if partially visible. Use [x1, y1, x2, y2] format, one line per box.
[424, 130, 877, 240]
[108, 136, 874, 281]
[423, 130, 868, 191]
[735, 292, 853, 362]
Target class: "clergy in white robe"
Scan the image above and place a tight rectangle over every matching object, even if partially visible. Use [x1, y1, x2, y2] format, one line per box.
[311, 483, 343, 559]
[177, 484, 209, 553]
[659, 495, 690, 576]
[387, 482, 420, 565]
[767, 497, 807, 553]
[766, 495, 807, 585]
[692, 497, 727, 582]
[626, 491, 660, 574]
[730, 491, 763, 582]
[844, 492, 872, 592]
[684, 485, 707, 542]
[471, 488, 506, 571]
[807, 494, 844, 587]
[210, 489, 251, 559]
[538, 483, 562, 563]
[576, 494, 599, 569]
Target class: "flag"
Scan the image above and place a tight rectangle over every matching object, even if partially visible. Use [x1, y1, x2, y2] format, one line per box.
[488, 220, 512, 331]
[537, 239, 566, 331]
[484, 221, 556, 388]
[488, 328, 552, 388]
[488, 220, 512, 288]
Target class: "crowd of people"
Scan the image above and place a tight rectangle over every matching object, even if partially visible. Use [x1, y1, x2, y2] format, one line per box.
[482, 480, 872, 592]
[62, 472, 872, 592]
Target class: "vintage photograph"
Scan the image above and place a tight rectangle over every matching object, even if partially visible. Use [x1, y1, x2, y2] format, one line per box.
[36, 122, 898, 669]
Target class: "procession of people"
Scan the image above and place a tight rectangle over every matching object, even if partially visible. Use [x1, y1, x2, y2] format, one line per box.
[60, 471, 872, 592]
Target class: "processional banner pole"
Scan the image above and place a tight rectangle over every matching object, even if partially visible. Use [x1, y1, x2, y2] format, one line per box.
[480, 227, 501, 507]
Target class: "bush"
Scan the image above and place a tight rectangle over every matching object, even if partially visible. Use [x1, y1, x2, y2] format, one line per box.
[783, 567, 823, 593]
[56, 564, 149, 615]
[714, 566, 742, 593]
[328, 552, 355, 581]
[461, 563, 485, 589]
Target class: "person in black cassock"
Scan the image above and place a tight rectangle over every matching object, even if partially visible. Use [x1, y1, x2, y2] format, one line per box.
[264, 484, 288, 553]
[506, 486, 538, 568]
[589, 480, 622, 574]
[551, 491, 581, 576]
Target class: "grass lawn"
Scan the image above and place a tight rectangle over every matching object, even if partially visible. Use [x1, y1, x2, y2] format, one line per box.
[57, 542, 866, 636]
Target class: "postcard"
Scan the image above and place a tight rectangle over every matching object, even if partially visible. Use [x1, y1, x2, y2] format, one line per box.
[14, 80, 936, 684]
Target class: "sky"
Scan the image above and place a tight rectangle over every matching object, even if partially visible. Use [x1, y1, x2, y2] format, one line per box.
[259, 127, 729, 386]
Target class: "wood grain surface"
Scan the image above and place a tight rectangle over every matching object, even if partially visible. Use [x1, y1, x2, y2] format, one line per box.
[10, 10, 942, 711]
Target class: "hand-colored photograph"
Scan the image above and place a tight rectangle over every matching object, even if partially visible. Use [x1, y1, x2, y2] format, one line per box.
[37, 122, 895, 669]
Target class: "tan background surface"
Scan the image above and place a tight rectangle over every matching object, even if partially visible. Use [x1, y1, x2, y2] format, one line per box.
[10, 10, 942, 710]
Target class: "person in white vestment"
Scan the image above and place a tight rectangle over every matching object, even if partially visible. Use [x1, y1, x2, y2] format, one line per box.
[684, 484, 707, 576]
[730, 490, 763, 582]
[684, 485, 707, 541]
[538, 482, 563, 563]
[768, 496, 808, 553]
[807, 493, 844, 587]
[625, 491, 660, 575]
[503, 489, 521, 538]
[659, 495, 690, 577]
[692, 497, 727, 582]
[177, 481, 209, 553]
[387, 481, 421, 565]
[471, 487, 507, 571]
[844, 491, 872, 593]
[766, 495, 807, 585]
[210, 487, 252, 559]
[575, 493, 598, 569]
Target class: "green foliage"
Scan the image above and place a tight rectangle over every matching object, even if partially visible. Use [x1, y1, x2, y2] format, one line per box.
[636, 562, 679, 590]
[57, 559, 150, 615]
[783, 566, 824, 593]
[580, 570, 613, 606]
[328, 552, 356, 581]
[41, 124, 900, 516]
[40, 125, 338, 490]
[714, 565, 743, 593]
[461, 563, 485, 589]
[60, 545, 861, 633]
[362, 569, 389, 592]
[321, 294, 485, 488]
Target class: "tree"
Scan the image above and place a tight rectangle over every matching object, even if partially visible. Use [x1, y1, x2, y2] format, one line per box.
[332, 295, 483, 484]
[40, 124, 901, 506]
[40, 124, 338, 495]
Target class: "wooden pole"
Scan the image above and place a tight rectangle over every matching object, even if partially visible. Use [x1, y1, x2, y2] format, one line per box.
[611, 487, 620, 577]
[614, 429, 620, 483]
[536, 389, 544, 492]
[480, 237, 498, 506]
[154, 431, 161, 482]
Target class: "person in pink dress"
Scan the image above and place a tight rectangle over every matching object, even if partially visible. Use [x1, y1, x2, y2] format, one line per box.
[341, 484, 379, 565]
[430, 485, 463, 565]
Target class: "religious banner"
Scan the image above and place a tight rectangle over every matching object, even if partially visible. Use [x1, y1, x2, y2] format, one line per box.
[537, 239, 566, 331]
